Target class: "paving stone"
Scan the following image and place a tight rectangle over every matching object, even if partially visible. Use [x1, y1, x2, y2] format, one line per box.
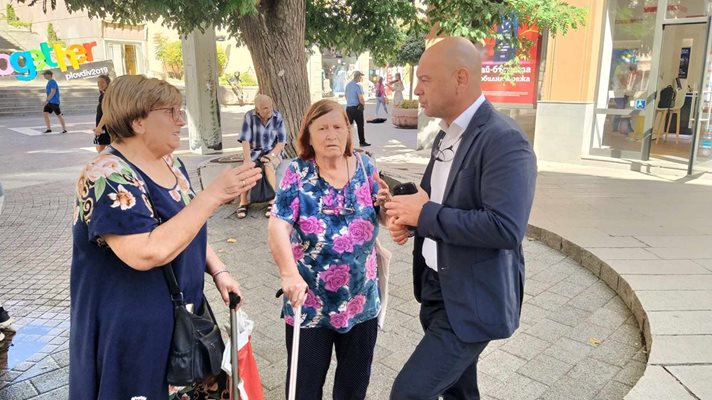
[538, 375, 600, 400]
[637, 290, 712, 311]
[500, 333, 550, 361]
[479, 350, 528, 382]
[648, 335, 712, 364]
[589, 338, 641, 367]
[647, 310, 712, 335]
[488, 372, 548, 400]
[596, 380, 632, 400]
[28, 386, 69, 400]
[615, 360, 646, 386]
[566, 358, 621, 392]
[524, 318, 571, 342]
[626, 366, 696, 400]
[666, 365, 712, 400]
[528, 292, 570, 312]
[0, 381, 39, 400]
[517, 354, 573, 385]
[546, 304, 592, 327]
[543, 336, 594, 365]
[29, 367, 69, 394]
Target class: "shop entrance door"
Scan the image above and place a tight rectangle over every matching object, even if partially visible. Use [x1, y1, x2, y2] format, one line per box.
[647, 20, 711, 173]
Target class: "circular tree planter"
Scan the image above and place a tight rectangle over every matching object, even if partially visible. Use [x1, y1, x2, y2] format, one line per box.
[392, 107, 418, 129]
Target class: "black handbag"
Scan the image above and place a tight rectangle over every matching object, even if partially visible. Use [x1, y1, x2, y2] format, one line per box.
[106, 146, 225, 386]
[249, 158, 276, 204]
[163, 266, 225, 386]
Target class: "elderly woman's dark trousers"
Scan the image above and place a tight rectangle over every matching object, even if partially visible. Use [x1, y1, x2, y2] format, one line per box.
[285, 318, 378, 400]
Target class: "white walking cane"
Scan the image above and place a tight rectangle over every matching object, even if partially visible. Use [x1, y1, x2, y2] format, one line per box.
[288, 303, 301, 400]
[228, 292, 241, 400]
[276, 288, 304, 400]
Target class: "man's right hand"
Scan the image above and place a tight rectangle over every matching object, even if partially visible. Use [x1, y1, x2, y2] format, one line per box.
[203, 161, 262, 206]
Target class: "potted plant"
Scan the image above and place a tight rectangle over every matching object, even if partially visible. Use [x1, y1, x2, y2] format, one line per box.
[392, 99, 419, 129]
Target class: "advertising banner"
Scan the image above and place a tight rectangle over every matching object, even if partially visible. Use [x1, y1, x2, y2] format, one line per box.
[481, 20, 541, 107]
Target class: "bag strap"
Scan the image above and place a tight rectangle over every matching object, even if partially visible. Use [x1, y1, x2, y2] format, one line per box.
[106, 146, 185, 305]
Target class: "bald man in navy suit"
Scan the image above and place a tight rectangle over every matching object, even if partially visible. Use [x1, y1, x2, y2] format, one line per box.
[385, 37, 537, 400]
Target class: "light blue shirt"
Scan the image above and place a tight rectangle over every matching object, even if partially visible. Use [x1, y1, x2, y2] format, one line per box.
[345, 81, 363, 107]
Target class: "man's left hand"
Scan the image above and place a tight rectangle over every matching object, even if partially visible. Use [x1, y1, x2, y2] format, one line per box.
[384, 186, 429, 227]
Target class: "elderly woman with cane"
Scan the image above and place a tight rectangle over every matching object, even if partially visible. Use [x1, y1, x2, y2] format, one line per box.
[268, 99, 392, 399]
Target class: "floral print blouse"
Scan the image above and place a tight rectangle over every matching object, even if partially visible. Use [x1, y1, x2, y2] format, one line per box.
[272, 154, 381, 333]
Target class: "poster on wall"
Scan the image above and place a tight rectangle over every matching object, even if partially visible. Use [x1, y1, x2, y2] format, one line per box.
[679, 47, 691, 79]
[481, 19, 540, 107]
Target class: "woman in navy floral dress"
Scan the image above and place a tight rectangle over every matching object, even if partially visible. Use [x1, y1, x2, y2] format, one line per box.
[268, 99, 391, 399]
[69, 75, 262, 399]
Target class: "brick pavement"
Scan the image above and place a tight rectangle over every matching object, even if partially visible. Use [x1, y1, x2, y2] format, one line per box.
[0, 177, 643, 400]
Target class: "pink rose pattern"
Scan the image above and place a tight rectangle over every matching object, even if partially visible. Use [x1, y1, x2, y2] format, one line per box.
[329, 312, 350, 329]
[356, 183, 372, 207]
[299, 216, 325, 235]
[365, 249, 377, 280]
[321, 264, 351, 292]
[292, 243, 305, 261]
[275, 158, 383, 332]
[348, 219, 374, 245]
[332, 235, 354, 253]
[346, 295, 366, 317]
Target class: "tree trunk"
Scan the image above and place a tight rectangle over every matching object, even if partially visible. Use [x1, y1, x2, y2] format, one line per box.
[237, 0, 310, 157]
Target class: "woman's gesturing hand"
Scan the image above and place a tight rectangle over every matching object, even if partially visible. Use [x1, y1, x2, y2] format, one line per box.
[373, 173, 392, 207]
[205, 161, 262, 205]
[281, 273, 308, 308]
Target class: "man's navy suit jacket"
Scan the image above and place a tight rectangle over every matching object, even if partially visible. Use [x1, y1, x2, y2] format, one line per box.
[414, 100, 537, 343]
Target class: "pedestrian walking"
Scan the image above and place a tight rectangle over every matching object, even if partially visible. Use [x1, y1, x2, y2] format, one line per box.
[374, 76, 389, 117]
[42, 70, 67, 134]
[345, 71, 370, 147]
[93, 74, 111, 152]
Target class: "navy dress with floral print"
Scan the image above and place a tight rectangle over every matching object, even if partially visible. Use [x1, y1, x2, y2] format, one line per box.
[69, 149, 208, 399]
[273, 154, 381, 332]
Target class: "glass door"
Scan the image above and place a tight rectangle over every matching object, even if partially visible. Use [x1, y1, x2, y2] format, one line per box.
[647, 22, 708, 168]
[690, 18, 712, 173]
[592, 0, 659, 160]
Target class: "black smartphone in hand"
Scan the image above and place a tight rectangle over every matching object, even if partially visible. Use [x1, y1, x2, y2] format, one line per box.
[392, 182, 418, 196]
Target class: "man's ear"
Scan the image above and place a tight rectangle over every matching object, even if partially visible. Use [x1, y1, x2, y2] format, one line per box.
[455, 67, 470, 89]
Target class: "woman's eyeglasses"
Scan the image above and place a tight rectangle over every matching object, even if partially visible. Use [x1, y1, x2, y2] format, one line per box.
[151, 107, 186, 122]
[432, 135, 463, 163]
[322, 206, 355, 216]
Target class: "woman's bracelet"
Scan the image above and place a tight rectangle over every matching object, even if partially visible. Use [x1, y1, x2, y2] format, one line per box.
[211, 269, 230, 280]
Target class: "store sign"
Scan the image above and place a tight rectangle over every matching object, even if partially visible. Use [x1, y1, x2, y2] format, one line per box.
[0, 41, 98, 81]
[481, 20, 540, 107]
[635, 99, 646, 109]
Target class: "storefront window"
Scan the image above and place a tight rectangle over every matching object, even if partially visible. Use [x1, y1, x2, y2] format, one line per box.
[593, 0, 657, 156]
[666, 0, 712, 19]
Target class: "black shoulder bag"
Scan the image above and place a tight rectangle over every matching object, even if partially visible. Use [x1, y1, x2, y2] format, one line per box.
[107, 147, 225, 385]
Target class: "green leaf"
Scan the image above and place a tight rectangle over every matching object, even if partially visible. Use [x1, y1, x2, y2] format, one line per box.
[94, 177, 106, 199]
[108, 173, 130, 185]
